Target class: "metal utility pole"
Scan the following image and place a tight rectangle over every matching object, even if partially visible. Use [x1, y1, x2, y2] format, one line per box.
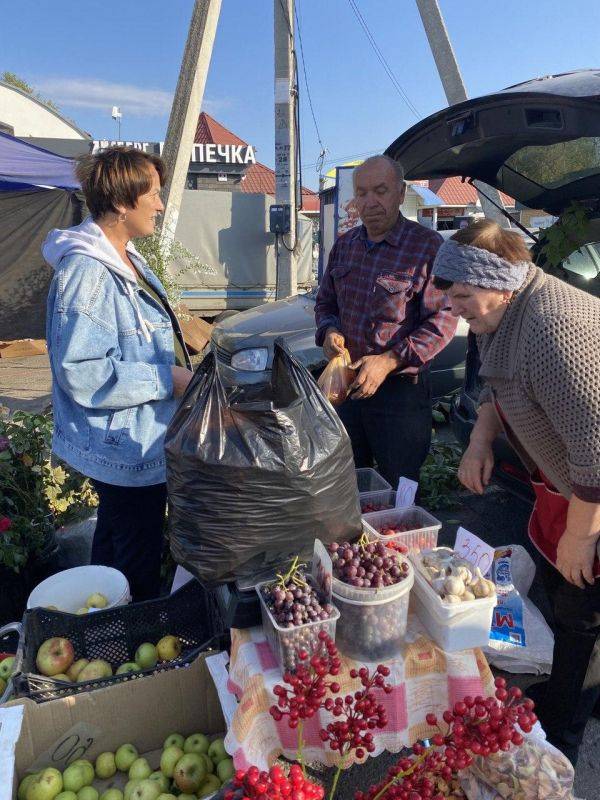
[415, 0, 511, 227]
[274, 0, 298, 299]
[161, 0, 222, 250]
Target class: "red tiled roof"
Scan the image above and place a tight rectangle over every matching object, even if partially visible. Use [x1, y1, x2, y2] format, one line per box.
[194, 112, 319, 212]
[428, 177, 514, 208]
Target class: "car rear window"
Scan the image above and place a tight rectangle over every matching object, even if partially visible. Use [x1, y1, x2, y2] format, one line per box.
[504, 137, 600, 189]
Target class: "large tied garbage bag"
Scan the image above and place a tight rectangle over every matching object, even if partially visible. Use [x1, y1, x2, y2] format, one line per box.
[165, 340, 362, 586]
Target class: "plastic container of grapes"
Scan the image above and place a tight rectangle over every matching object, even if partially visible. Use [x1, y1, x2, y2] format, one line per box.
[256, 580, 340, 673]
[355, 468, 392, 494]
[359, 490, 396, 514]
[362, 507, 441, 553]
[410, 554, 496, 652]
[332, 557, 414, 661]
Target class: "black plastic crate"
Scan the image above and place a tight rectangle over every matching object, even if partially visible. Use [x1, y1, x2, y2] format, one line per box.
[13, 580, 223, 703]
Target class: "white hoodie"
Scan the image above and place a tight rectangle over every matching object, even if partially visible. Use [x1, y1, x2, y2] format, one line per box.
[43, 216, 153, 342]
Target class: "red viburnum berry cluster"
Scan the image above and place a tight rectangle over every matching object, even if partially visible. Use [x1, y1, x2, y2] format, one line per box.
[224, 764, 324, 800]
[270, 630, 342, 727]
[356, 678, 537, 800]
[319, 664, 392, 760]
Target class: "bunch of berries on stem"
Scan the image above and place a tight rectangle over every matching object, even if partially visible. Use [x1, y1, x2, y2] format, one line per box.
[355, 677, 537, 800]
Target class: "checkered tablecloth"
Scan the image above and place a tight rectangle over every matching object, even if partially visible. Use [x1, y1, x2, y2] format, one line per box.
[224, 611, 495, 771]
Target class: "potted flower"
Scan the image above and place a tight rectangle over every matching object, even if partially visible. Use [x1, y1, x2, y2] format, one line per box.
[0, 407, 97, 623]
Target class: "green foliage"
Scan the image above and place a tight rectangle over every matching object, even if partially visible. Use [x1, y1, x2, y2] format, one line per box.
[536, 202, 592, 270]
[1, 70, 60, 112]
[419, 438, 462, 511]
[0, 408, 97, 572]
[133, 233, 214, 309]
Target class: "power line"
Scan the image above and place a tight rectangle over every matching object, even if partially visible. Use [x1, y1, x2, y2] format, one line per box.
[304, 146, 388, 170]
[295, 2, 327, 174]
[347, 0, 420, 119]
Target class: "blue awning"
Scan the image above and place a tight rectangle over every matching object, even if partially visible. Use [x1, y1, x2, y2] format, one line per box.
[410, 184, 444, 207]
[0, 131, 79, 191]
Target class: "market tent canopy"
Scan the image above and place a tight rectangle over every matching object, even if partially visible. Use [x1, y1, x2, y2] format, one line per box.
[0, 131, 79, 191]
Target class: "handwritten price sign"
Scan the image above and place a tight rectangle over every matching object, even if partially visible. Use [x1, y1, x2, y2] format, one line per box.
[453, 527, 495, 577]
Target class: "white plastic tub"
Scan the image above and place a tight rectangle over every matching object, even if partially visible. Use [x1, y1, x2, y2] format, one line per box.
[355, 468, 392, 494]
[27, 565, 130, 614]
[256, 579, 340, 672]
[332, 557, 414, 661]
[359, 490, 396, 514]
[362, 507, 441, 554]
[410, 567, 496, 652]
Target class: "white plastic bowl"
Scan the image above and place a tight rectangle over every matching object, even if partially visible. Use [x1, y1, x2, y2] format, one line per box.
[27, 565, 130, 613]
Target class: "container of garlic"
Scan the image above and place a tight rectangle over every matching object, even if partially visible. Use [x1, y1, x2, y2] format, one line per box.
[410, 547, 497, 652]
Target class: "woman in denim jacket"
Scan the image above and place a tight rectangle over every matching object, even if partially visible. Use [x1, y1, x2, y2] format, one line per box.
[43, 147, 193, 601]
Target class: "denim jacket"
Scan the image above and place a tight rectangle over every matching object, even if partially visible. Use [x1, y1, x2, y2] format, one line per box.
[44, 219, 189, 487]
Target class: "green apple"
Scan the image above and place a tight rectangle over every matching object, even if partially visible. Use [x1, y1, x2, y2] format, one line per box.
[63, 763, 90, 792]
[159, 744, 183, 778]
[76, 608, 89, 615]
[77, 659, 112, 682]
[0, 676, 6, 694]
[18, 773, 39, 800]
[176, 795, 197, 800]
[129, 781, 161, 800]
[183, 732, 210, 755]
[162, 733, 184, 750]
[173, 752, 206, 793]
[52, 673, 71, 682]
[77, 788, 99, 800]
[208, 738, 228, 764]
[123, 782, 140, 800]
[69, 761, 94, 785]
[116, 662, 141, 675]
[26, 768, 63, 800]
[0, 655, 15, 679]
[156, 796, 177, 800]
[128, 757, 152, 780]
[198, 774, 222, 798]
[148, 772, 169, 792]
[156, 635, 181, 662]
[115, 743, 139, 772]
[200, 753, 213, 774]
[66, 659, 89, 681]
[95, 751, 116, 779]
[134, 643, 157, 670]
[55, 793, 77, 800]
[100, 791, 123, 800]
[216, 757, 234, 784]
[85, 592, 108, 608]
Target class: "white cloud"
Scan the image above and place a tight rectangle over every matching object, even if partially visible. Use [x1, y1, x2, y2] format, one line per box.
[34, 76, 228, 118]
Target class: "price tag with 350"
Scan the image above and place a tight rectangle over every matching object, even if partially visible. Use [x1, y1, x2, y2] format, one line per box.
[453, 527, 495, 578]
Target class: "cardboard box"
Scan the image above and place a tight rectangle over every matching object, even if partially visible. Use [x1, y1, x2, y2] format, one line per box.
[176, 305, 213, 354]
[3, 651, 226, 797]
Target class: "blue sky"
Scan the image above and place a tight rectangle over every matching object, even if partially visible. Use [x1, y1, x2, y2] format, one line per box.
[3, 0, 600, 189]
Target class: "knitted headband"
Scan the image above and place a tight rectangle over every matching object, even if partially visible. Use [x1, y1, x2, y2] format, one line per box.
[432, 239, 530, 292]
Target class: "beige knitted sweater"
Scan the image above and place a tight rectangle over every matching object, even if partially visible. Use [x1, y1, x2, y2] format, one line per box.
[477, 266, 600, 502]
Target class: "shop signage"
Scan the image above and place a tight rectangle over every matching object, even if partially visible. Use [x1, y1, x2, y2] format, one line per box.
[93, 141, 256, 165]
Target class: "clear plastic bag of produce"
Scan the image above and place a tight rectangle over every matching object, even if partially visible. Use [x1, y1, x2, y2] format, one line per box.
[166, 340, 362, 587]
[317, 348, 354, 406]
[460, 727, 575, 800]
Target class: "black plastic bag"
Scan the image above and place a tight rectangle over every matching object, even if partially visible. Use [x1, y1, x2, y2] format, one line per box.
[165, 340, 362, 587]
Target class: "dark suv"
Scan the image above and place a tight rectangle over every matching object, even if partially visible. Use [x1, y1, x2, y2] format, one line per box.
[386, 69, 600, 499]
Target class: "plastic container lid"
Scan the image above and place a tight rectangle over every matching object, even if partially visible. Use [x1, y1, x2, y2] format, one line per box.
[355, 468, 392, 494]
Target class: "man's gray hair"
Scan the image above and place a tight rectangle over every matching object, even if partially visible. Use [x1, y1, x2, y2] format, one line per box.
[353, 154, 405, 188]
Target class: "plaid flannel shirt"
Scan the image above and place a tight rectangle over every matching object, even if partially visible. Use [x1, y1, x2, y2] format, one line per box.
[315, 215, 458, 375]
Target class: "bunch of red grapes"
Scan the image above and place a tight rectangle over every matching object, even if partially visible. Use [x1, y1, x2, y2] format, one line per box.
[356, 677, 537, 800]
[328, 539, 409, 589]
[223, 764, 324, 800]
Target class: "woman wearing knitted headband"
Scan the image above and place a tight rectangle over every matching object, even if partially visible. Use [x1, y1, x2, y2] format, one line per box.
[432, 219, 600, 767]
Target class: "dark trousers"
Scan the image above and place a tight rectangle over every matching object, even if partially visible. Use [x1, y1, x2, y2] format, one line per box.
[90, 480, 167, 603]
[336, 371, 432, 488]
[536, 557, 600, 765]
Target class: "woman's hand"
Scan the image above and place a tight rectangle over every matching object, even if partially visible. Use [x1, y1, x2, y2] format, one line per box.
[323, 328, 346, 361]
[458, 439, 495, 495]
[172, 366, 194, 398]
[556, 530, 598, 588]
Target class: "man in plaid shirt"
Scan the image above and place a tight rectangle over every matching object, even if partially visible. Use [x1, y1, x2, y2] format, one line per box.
[315, 155, 457, 486]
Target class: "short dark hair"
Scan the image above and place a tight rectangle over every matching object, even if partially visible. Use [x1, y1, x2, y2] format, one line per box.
[76, 146, 165, 220]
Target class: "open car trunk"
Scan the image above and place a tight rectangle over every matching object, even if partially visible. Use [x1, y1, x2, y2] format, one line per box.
[386, 69, 600, 215]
